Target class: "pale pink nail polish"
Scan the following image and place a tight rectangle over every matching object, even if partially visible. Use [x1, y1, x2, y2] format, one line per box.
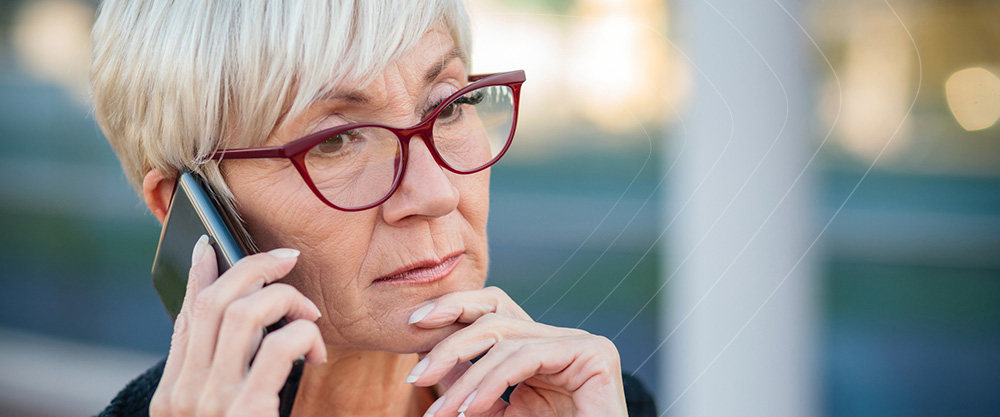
[190, 235, 209, 266]
[269, 248, 300, 258]
[405, 357, 429, 383]
[423, 395, 445, 417]
[408, 303, 435, 324]
[458, 390, 476, 413]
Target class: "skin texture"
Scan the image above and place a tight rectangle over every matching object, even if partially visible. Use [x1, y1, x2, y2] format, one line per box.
[141, 24, 628, 417]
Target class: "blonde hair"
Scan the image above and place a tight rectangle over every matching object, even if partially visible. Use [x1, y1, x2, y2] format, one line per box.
[90, 0, 471, 213]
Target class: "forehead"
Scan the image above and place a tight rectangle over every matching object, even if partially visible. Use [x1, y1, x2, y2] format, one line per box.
[396, 24, 464, 70]
[324, 24, 465, 100]
[269, 25, 466, 143]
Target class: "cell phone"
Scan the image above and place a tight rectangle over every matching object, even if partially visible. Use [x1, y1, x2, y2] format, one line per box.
[151, 171, 303, 417]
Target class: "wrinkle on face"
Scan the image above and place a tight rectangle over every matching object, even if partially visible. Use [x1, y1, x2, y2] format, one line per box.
[222, 23, 491, 353]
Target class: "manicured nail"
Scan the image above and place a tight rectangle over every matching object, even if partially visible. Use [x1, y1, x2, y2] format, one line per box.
[458, 390, 477, 413]
[269, 248, 300, 258]
[191, 235, 210, 266]
[423, 395, 445, 417]
[408, 303, 435, 324]
[405, 357, 429, 383]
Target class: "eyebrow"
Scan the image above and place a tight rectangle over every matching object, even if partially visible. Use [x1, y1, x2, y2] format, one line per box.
[319, 48, 467, 105]
[423, 48, 467, 84]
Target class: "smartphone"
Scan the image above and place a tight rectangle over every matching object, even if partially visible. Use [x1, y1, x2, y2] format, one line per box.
[151, 171, 303, 417]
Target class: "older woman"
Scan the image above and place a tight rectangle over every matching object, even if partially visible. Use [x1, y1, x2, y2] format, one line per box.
[91, 1, 654, 416]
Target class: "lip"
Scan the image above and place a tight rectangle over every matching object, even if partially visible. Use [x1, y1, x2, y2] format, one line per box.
[372, 252, 464, 286]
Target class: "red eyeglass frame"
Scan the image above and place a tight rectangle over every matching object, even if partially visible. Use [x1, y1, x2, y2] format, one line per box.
[209, 70, 525, 211]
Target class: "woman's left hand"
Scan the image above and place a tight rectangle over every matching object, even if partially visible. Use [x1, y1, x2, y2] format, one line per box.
[405, 286, 628, 417]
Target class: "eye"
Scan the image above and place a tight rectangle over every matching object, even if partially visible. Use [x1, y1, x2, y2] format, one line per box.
[436, 90, 485, 123]
[314, 129, 361, 156]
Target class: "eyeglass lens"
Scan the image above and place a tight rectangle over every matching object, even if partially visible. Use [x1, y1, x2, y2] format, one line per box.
[302, 84, 515, 210]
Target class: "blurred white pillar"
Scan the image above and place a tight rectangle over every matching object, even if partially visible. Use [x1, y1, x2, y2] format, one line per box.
[660, 0, 818, 416]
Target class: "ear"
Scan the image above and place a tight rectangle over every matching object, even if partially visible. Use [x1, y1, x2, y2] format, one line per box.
[143, 169, 176, 224]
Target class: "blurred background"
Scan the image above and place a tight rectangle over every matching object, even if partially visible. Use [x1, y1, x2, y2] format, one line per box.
[0, 0, 997, 416]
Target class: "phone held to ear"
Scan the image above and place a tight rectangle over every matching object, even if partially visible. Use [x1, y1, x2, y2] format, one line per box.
[151, 171, 303, 417]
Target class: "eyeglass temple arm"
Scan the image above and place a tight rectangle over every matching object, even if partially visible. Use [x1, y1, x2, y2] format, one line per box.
[210, 147, 286, 160]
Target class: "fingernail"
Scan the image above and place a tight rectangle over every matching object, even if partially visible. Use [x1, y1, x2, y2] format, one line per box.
[269, 248, 300, 258]
[423, 395, 445, 417]
[408, 303, 435, 325]
[405, 357, 429, 383]
[191, 235, 210, 266]
[458, 390, 476, 413]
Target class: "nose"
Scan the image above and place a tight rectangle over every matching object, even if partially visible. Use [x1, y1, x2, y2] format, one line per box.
[380, 136, 460, 224]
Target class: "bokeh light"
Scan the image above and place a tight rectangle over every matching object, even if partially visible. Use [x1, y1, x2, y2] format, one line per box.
[11, 0, 93, 102]
[945, 67, 1000, 131]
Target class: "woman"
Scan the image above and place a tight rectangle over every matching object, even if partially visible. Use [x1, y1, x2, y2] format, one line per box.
[91, 1, 655, 416]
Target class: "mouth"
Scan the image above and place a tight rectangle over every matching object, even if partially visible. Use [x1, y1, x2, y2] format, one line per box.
[372, 252, 464, 286]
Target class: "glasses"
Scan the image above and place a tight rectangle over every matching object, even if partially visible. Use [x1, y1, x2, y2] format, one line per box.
[210, 70, 525, 211]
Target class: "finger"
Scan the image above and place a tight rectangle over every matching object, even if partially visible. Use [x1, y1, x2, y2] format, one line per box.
[421, 337, 530, 417]
[241, 319, 326, 396]
[408, 313, 577, 386]
[408, 286, 531, 329]
[461, 336, 624, 416]
[210, 283, 321, 382]
[156, 235, 218, 398]
[180, 248, 300, 381]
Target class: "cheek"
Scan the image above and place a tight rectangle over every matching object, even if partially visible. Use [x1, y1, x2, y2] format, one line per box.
[226, 164, 381, 332]
[255, 209, 384, 348]
[326, 172, 493, 353]
[458, 168, 491, 235]
[225, 163, 493, 353]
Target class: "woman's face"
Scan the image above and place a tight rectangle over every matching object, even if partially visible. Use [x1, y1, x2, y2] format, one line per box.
[223, 24, 490, 354]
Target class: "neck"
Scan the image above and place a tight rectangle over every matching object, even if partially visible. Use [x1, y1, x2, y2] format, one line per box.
[290, 349, 435, 417]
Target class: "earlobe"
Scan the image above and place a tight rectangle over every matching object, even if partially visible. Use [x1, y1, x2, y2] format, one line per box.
[143, 169, 176, 224]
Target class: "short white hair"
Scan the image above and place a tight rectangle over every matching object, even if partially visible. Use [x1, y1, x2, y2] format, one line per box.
[91, 0, 471, 206]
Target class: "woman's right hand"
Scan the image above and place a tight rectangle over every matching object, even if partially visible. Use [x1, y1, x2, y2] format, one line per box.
[150, 236, 326, 417]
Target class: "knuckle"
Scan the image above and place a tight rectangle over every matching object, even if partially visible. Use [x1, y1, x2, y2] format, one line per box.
[260, 332, 294, 358]
[479, 311, 502, 324]
[267, 283, 304, 305]
[196, 396, 223, 417]
[266, 282, 296, 295]
[302, 320, 322, 336]
[492, 338, 518, 354]
[223, 407, 248, 417]
[599, 336, 622, 359]
[227, 397, 277, 417]
[192, 289, 219, 319]
[592, 334, 616, 349]
[170, 390, 196, 417]
[585, 334, 621, 362]
[170, 314, 190, 342]
[234, 254, 278, 282]
[149, 390, 170, 417]
[222, 299, 256, 324]
[298, 320, 323, 343]
[484, 285, 507, 300]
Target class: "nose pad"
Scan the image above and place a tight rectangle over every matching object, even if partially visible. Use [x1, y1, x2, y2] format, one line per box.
[380, 134, 459, 223]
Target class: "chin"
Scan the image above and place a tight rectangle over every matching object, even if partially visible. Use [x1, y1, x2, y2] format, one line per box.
[330, 267, 486, 354]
